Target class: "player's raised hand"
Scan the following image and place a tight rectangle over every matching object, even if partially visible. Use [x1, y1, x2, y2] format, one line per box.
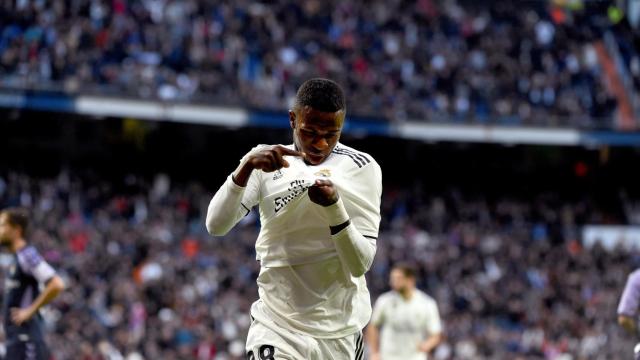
[308, 179, 339, 206]
[247, 145, 304, 173]
[233, 145, 304, 187]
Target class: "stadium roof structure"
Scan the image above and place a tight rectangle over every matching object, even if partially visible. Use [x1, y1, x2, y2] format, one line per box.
[1, 89, 639, 147]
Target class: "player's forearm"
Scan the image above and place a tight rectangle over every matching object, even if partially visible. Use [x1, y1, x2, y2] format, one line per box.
[206, 172, 251, 236]
[325, 199, 376, 277]
[366, 325, 380, 355]
[332, 225, 375, 277]
[420, 333, 443, 353]
[619, 315, 638, 335]
[28, 276, 64, 313]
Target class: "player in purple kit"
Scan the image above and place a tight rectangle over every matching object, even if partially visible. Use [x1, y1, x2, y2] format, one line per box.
[0, 208, 65, 360]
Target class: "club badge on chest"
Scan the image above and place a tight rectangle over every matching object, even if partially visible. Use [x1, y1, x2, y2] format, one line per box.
[314, 169, 331, 178]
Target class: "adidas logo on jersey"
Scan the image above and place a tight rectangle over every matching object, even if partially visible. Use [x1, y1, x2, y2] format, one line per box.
[272, 170, 283, 180]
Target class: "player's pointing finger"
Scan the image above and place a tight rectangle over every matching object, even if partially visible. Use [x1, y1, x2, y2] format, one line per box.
[277, 146, 305, 158]
[272, 150, 289, 168]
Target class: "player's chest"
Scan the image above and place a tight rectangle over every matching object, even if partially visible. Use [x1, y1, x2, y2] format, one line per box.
[3, 261, 29, 292]
[386, 301, 427, 330]
[260, 162, 347, 203]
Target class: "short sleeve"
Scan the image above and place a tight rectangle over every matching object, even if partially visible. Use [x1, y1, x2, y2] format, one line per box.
[618, 270, 640, 316]
[424, 298, 443, 335]
[17, 246, 56, 283]
[370, 294, 387, 327]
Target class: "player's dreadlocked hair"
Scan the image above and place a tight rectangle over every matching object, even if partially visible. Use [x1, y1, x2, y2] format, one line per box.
[294, 78, 346, 113]
[1, 207, 29, 236]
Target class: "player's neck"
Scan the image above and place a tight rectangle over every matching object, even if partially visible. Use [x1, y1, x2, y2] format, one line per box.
[399, 287, 414, 301]
[10, 238, 26, 253]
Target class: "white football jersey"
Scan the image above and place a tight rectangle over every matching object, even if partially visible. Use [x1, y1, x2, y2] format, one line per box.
[234, 143, 382, 338]
[371, 290, 442, 360]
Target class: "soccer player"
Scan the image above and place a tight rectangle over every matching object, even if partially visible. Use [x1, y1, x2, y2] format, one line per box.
[367, 264, 443, 360]
[0, 208, 65, 360]
[618, 268, 640, 359]
[206, 78, 382, 359]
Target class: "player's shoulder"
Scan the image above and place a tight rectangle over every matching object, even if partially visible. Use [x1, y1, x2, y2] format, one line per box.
[257, 143, 297, 149]
[375, 291, 397, 305]
[331, 143, 380, 171]
[250, 143, 298, 151]
[251, 143, 279, 151]
[333, 143, 377, 162]
[16, 245, 44, 269]
[629, 268, 640, 281]
[415, 289, 437, 305]
[18, 245, 42, 258]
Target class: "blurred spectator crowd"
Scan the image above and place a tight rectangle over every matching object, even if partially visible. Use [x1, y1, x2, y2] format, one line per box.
[0, 171, 637, 359]
[1, 0, 638, 127]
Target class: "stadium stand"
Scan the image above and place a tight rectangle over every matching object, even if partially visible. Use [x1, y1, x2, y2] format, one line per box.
[0, 0, 637, 128]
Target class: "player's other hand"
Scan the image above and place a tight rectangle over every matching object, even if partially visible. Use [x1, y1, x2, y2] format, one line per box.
[417, 340, 435, 353]
[248, 145, 304, 173]
[418, 341, 427, 352]
[10, 307, 34, 325]
[369, 354, 381, 360]
[308, 179, 339, 206]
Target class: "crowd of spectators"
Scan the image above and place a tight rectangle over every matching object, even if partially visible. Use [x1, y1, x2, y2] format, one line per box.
[1, 0, 635, 127]
[0, 170, 637, 359]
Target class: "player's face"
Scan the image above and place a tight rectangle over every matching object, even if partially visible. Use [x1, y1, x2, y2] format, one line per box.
[0, 214, 16, 245]
[289, 106, 344, 165]
[390, 269, 414, 292]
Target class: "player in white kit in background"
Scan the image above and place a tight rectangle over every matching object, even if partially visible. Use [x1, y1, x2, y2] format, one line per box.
[367, 264, 443, 360]
[206, 78, 382, 360]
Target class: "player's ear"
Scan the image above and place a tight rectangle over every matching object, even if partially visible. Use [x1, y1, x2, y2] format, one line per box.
[288, 110, 296, 130]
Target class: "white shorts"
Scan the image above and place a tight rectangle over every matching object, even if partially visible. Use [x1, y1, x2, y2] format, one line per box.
[246, 316, 364, 360]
